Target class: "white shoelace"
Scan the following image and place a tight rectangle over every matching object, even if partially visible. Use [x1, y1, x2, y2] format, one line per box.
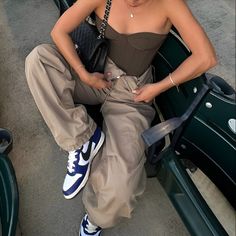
[67, 150, 78, 173]
[85, 217, 99, 233]
[67, 141, 90, 173]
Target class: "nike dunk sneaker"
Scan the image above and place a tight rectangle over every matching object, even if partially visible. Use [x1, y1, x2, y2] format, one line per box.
[63, 127, 105, 199]
[80, 214, 102, 236]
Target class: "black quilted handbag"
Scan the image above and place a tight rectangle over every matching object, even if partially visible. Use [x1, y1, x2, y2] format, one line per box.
[70, 0, 112, 73]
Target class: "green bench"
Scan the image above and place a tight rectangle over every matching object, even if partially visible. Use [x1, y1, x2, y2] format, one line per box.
[0, 128, 19, 236]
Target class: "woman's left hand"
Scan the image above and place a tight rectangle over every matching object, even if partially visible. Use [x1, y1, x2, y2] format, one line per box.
[133, 84, 160, 103]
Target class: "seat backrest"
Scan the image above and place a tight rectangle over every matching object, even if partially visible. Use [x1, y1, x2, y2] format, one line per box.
[152, 30, 236, 209]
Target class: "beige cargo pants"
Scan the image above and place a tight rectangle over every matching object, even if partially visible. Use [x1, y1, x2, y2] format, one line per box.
[25, 44, 156, 228]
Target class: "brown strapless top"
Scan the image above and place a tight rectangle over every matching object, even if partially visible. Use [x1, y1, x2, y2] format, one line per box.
[96, 16, 167, 76]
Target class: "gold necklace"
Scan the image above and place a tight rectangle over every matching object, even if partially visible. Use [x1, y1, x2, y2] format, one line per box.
[125, 0, 136, 18]
[127, 5, 134, 18]
[125, 0, 148, 18]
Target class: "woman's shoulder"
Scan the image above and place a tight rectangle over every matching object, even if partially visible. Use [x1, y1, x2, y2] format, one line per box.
[78, 0, 106, 9]
[159, 0, 189, 10]
[94, 0, 110, 17]
[93, 0, 107, 7]
[158, 0, 193, 21]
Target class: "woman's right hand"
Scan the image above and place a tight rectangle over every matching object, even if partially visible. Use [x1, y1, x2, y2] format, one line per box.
[84, 72, 112, 90]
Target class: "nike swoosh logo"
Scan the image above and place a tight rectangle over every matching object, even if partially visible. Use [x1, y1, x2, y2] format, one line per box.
[81, 141, 93, 161]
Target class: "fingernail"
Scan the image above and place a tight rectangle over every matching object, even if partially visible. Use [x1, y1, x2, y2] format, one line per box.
[132, 90, 137, 94]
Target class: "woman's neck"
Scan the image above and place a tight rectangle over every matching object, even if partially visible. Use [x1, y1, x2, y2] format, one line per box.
[124, 0, 153, 18]
[125, 0, 152, 8]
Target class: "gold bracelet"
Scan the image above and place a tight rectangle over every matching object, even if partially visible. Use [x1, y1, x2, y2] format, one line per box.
[169, 73, 179, 92]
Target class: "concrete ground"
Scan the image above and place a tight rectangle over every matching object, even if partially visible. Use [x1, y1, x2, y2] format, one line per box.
[0, 0, 235, 235]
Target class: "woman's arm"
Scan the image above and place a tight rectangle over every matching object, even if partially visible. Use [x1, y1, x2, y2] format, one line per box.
[51, 0, 110, 89]
[134, 0, 217, 102]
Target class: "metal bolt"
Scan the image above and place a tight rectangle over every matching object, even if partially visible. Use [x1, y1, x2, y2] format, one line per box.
[228, 118, 236, 134]
[205, 102, 213, 108]
[193, 87, 198, 93]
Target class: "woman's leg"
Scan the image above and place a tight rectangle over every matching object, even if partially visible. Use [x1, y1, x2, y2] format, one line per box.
[25, 44, 107, 199]
[25, 43, 106, 151]
[82, 61, 156, 228]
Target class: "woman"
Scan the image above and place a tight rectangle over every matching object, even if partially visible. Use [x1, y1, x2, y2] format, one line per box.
[25, 0, 217, 235]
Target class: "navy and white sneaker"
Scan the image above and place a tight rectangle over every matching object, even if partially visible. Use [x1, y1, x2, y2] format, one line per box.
[80, 214, 102, 236]
[63, 127, 105, 199]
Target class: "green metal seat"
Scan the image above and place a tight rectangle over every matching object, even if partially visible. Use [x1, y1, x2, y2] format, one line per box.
[0, 154, 19, 236]
[0, 129, 19, 236]
[145, 29, 235, 235]
[156, 147, 228, 236]
[152, 29, 236, 209]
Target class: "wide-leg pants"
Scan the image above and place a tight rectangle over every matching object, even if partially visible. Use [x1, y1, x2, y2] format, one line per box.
[25, 44, 156, 228]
